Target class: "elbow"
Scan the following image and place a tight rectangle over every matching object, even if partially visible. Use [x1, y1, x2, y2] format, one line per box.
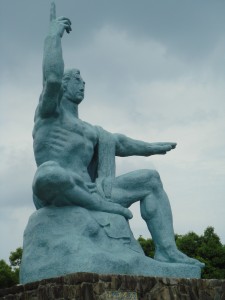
[45, 76, 62, 91]
[43, 61, 64, 88]
[46, 74, 62, 85]
[114, 134, 128, 157]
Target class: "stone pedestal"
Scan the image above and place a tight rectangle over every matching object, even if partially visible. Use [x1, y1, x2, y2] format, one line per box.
[20, 206, 201, 284]
[1, 273, 225, 300]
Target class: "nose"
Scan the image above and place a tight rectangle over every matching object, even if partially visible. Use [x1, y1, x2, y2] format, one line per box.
[80, 83, 85, 92]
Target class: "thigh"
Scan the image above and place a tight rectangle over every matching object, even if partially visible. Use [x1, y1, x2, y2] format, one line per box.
[111, 169, 154, 207]
[33, 161, 72, 199]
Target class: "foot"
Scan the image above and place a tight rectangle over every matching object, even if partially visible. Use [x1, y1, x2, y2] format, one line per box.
[154, 246, 205, 268]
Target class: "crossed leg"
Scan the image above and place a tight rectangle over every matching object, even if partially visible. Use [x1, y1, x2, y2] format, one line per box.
[33, 161, 203, 266]
[32, 160, 132, 219]
[110, 169, 204, 267]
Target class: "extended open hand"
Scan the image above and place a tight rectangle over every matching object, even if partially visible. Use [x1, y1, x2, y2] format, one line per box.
[146, 142, 177, 156]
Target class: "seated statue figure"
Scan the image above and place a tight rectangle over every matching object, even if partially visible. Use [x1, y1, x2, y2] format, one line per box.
[32, 3, 202, 268]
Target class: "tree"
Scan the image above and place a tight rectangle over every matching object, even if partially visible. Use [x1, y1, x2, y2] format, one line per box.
[9, 247, 22, 268]
[0, 260, 17, 289]
[138, 227, 225, 279]
[138, 236, 155, 258]
[9, 247, 23, 284]
[0, 247, 23, 289]
[198, 227, 225, 279]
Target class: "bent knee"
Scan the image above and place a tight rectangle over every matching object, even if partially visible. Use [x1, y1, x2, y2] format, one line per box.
[140, 169, 161, 181]
[33, 161, 73, 200]
[140, 169, 162, 190]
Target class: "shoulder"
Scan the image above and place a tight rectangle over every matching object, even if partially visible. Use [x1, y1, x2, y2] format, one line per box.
[35, 90, 60, 119]
[81, 121, 99, 143]
[94, 126, 118, 147]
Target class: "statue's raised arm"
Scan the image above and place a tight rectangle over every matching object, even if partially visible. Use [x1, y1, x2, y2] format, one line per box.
[39, 2, 72, 118]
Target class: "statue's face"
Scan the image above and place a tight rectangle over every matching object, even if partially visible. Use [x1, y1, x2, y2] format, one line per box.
[66, 73, 85, 104]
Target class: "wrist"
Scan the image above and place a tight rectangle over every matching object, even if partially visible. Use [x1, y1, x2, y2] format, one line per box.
[47, 31, 61, 38]
[48, 24, 62, 38]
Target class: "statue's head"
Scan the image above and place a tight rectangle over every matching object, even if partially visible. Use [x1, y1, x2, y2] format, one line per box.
[62, 68, 85, 104]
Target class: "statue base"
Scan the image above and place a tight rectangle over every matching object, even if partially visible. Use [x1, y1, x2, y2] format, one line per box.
[20, 206, 201, 284]
[1, 273, 225, 300]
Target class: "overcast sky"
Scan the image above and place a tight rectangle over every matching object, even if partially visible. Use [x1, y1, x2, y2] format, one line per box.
[1, 0, 225, 262]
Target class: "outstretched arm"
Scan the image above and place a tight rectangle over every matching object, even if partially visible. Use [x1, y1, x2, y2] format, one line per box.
[39, 2, 72, 117]
[114, 133, 176, 157]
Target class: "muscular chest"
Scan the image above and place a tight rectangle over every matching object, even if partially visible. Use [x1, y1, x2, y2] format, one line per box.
[60, 115, 97, 149]
[34, 113, 98, 157]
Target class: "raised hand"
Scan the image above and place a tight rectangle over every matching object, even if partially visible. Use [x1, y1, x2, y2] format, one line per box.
[50, 1, 56, 22]
[49, 2, 72, 37]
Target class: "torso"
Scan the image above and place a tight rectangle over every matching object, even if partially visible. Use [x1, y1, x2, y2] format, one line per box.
[33, 105, 98, 182]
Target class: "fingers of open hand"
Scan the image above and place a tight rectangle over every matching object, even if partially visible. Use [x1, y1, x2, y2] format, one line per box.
[164, 145, 173, 152]
[158, 143, 176, 151]
[166, 142, 176, 149]
[156, 142, 176, 148]
[170, 142, 177, 149]
[156, 145, 171, 154]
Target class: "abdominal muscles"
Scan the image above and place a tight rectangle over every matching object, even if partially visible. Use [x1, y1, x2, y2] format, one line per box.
[33, 122, 95, 181]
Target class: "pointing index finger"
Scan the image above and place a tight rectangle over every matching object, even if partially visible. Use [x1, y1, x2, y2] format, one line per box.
[50, 1, 56, 21]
